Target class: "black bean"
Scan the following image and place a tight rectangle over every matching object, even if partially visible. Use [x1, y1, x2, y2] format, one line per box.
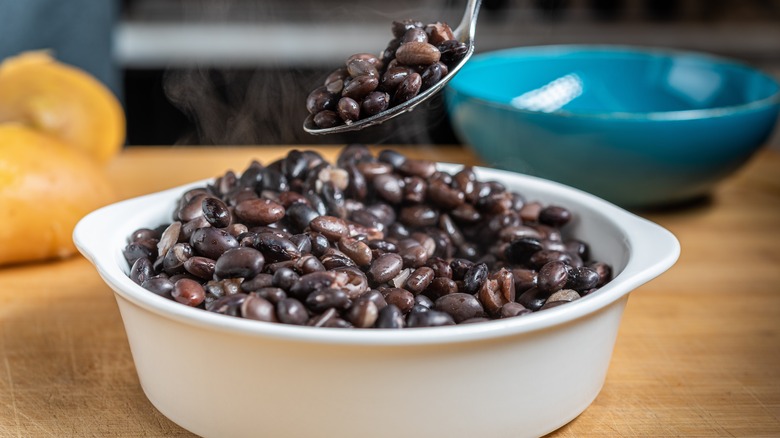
[399, 205, 438, 228]
[373, 173, 404, 204]
[234, 198, 285, 226]
[512, 268, 538, 294]
[566, 266, 601, 291]
[286, 203, 319, 233]
[312, 110, 340, 128]
[130, 227, 161, 243]
[129, 258, 153, 287]
[272, 267, 300, 291]
[306, 288, 351, 313]
[190, 227, 239, 260]
[332, 266, 369, 299]
[405, 266, 434, 294]
[539, 205, 572, 227]
[423, 277, 458, 300]
[207, 293, 247, 316]
[177, 193, 207, 222]
[310, 215, 349, 241]
[240, 273, 274, 292]
[395, 42, 441, 65]
[378, 66, 412, 93]
[376, 304, 405, 329]
[402, 176, 426, 204]
[537, 261, 570, 294]
[253, 232, 301, 263]
[392, 19, 424, 38]
[295, 254, 327, 274]
[504, 237, 544, 265]
[402, 27, 428, 43]
[288, 271, 343, 299]
[141, 276, 174, 298]
[427, 257, 452, 279]
[420, 62, 446, 91]
[282, 149, 309, 180]
[346, 298, 379, 328]
[516, 287, 549, 312]
[344, 163, 367, 201]
[426, 22, 454, 45]
[337, 97, 361, 123]
[307, 308, 339, 327]
[337, 236, 373, 267]
[368, 253, 404, 285]
[202, 197, 231, 228]
[382, 288, 415, 313]
[398, 240, 429, 269]
[407, 309, 455, 328]
[477, 269, 514, 316]
[307, 232, 331, 257]
[346, 57, 379, 78]
[500, 302, 531, 318]
[172, 278, 206, 307]
[277, 298, 309, 325]
[377, 149, 407, 168]
[393, 72, 422, 104]
[588, 262, 612, 287]
[241, 294, 278, 322]
[320, 247, 357, 270]
[214, 247, 264, 279]
[434, 293, 485, 323]
[342, 74, 379, 101]
[306, 86, 338, 115]
[462, 262, 488, 295]
[124, 242, 154, 266]
[289, 233, 312, 254]
[438, 39, 468, 65]
[183, 256, 217, 280]
[251, 287, 287, 304]
[528, 249, 574, 270]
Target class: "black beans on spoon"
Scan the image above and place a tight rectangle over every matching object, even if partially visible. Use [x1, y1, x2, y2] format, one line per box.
[304, 0, 482, 134]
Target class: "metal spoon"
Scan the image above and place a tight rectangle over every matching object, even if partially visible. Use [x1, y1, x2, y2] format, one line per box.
[303, 0, 482, 135]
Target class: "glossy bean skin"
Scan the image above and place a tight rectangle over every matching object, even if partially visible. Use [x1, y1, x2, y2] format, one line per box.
[434, 293, 485, 323]
[368, 253, 404, 285]
[376, 304, 405, 329]
[127, 146, 614, 329]
[172, 278, 206, 307]
[202, 197, 231, 228]
[214, 247, 265, 280]
[405, 267, 434, 294]
[190, 227, 239, 260]
[395, 42, 441, 65]
[277, 298, 309, 325]
[407, 309, 455, 328]
[310, 215, 349, 241]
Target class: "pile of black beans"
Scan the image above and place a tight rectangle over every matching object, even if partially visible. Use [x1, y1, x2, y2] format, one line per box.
[306, 19, 469, 129]
[123, 145, 612, 329]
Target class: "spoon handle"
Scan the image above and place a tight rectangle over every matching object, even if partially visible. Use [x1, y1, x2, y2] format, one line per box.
[454, 0, 483, 42]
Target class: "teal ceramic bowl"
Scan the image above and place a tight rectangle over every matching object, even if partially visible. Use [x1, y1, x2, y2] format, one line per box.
[445, 45, 780, 208]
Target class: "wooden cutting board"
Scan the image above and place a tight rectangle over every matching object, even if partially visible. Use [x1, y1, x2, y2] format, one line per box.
[1, 146, 778, 437]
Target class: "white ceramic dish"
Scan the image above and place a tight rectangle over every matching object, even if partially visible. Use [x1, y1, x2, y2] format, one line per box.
[74, 163, 679, 438]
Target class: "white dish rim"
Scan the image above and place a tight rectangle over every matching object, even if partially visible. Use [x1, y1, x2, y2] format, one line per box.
[74, 163, 680, 346]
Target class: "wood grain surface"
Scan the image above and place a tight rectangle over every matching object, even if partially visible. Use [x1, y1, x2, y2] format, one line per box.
[1, 146, 778, 437]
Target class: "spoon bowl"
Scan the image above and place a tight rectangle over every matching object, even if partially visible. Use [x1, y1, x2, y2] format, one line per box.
[304, 0, 482, 135]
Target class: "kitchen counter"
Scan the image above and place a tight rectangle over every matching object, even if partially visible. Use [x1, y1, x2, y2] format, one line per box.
[1, 146, 778, 436]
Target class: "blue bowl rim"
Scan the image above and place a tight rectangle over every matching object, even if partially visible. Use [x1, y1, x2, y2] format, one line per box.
[446, 44, 780, 121]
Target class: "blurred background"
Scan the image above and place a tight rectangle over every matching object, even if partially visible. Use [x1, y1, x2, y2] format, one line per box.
[2, 0, 779, 147]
